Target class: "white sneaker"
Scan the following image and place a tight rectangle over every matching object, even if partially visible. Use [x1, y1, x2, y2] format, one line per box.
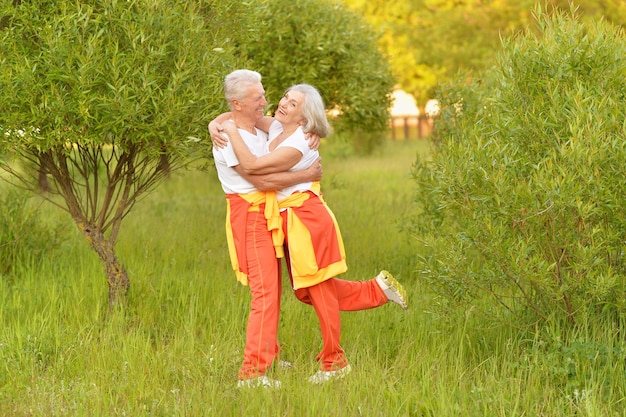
[237, 376, 282, 389]
[308, 364, 352, 384]
[376, 270, 408, 309]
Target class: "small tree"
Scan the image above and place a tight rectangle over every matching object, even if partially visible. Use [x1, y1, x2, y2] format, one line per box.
[0, 0, 237, 305]
[413, 8, 626, 325]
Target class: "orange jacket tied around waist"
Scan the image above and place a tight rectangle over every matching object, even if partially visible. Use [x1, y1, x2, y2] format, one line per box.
[225, 182, 347, 289]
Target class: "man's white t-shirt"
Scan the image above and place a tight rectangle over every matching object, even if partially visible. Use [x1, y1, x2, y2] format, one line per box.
[268, 121, 319, 201]
[213, 127, 269, 194]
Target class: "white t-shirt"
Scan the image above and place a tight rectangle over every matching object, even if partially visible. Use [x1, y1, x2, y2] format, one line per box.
[213, 127, 269, 194]
[268, 121, 319, 201]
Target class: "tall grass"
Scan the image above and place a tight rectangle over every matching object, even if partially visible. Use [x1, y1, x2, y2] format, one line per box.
[1, 139, 624, 416]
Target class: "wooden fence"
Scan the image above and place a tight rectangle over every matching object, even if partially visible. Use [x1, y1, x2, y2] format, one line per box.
[390, 115, 434, 140]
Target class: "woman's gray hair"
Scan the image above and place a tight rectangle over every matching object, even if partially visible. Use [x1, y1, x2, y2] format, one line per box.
[287, 84, 331, 138]
[224, 70, 262, 110]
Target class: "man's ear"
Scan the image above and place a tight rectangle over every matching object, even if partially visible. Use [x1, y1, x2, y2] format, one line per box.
[231, 99, 242, 111]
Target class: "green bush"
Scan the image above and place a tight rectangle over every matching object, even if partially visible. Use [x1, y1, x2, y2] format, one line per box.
[413, 9, 626, 325]
[0, 188, 67, 278]
[237, 0, 394, 153]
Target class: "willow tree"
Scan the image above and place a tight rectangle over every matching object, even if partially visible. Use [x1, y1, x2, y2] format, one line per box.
[0, 0, 235, 305]
[414, 9, 626, 324]
[240, 0, 395, 153]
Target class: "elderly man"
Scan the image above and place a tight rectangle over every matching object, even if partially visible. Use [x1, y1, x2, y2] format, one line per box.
[211, 70, 321, 389]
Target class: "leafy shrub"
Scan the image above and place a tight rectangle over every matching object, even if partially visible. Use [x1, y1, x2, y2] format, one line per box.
[237, 0, 395, 153]
[0, 188, 67, 278]
[413, 9, 626, 325]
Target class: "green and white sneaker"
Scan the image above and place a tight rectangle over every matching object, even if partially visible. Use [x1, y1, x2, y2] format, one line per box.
[376, 270, 408, 309]
[308, 364, 352, 384]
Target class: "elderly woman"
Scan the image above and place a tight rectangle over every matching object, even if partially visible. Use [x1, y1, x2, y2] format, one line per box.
[213, 83, 407, 385]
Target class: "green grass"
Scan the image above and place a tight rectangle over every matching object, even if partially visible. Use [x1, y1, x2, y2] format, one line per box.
[1, 139, 625, 416]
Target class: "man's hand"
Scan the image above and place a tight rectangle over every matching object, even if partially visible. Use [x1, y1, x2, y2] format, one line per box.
[306, 157, 323, 182]
[306, 132, 321, 151]
[208, 120, 229, 149]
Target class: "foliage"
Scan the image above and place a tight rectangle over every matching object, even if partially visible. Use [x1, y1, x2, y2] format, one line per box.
[235, 0, 395, 153]
[0, 0, 230, 153]
[413, 9, 626, 325]
[342, 0, 626, 104]
[0, 188, 67, 278]
[0, 0, 241, 303]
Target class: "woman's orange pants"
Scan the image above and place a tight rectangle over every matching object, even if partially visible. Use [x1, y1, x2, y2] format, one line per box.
[293, 274, 388, 371]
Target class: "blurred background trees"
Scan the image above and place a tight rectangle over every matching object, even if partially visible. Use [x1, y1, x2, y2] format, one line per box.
[342, 0, 626, 103]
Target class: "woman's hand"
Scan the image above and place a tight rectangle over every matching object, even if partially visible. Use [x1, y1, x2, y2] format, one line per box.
[208, 120, 229, 148]
[306, 132, 321, 150]
[221, 119, 238, 134]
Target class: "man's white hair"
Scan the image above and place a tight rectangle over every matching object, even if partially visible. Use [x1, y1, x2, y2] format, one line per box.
[224, 70, 262, 110]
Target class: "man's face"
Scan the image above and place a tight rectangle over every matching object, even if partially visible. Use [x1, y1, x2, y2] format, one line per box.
[236, 82, 268, 123]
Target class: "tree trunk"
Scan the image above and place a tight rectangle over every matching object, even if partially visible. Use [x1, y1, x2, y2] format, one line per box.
[38, 166, 51, 193]
[77, 221, 130, 306]
[39, 149, 133, 307]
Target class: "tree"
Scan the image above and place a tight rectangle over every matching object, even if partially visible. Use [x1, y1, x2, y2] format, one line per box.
[340, 0, 433, 102]
[342, 0, 538, 102]
[413, 8, 626, 324]
[342, 0, 626, 103]
[236, 0, 395, 153]
[0, 0, 238, 305]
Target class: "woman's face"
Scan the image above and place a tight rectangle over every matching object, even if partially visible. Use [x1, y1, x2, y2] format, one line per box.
[275, 90, 306, 127]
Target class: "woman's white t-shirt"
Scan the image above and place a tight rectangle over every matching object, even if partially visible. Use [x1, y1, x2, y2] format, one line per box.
[268, 121, 319, 201]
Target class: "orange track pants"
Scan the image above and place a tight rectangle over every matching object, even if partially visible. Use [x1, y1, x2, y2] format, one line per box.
[238, 207, 282, 380]
[288, 259, 388, 371]
[280, 195, 389, 371]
